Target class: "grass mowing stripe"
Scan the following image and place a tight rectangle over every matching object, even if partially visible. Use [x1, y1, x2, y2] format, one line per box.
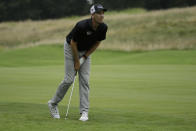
[0, 64, 196, 130]
[0, 45, 196, 67]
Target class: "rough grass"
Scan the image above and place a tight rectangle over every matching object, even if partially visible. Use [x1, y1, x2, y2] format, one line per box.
[0, 7, 196, 51]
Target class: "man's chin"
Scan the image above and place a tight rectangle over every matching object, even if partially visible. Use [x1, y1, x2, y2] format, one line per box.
[95, 19, 104, 24]
[98, 21, 103, 24]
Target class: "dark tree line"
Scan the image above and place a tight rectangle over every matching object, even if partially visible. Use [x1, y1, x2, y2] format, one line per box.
[94, 0, 196, 10]
[0, 0, 196, 22]
[0, 0, 88, 22]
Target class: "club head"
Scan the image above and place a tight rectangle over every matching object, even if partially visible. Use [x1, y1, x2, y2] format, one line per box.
[65, 117, 68, 120]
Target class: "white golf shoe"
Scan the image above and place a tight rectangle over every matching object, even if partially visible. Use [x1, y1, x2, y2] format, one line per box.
[48, 100, 60, 119]
[79, 112, 88, 121]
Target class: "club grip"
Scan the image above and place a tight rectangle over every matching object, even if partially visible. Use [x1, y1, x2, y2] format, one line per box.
[75, 71, 78, 76]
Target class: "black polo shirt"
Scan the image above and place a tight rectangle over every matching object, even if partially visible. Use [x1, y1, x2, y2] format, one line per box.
[66, 18, 108, 51]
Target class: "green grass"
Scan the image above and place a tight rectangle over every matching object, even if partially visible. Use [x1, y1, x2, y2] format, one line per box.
[0, 45, 196, 131]
[0, 45, 196, 67]
[1, 6, 196, 131]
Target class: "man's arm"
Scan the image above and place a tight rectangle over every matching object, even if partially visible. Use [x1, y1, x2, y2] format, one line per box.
[70, 39, 80, 71]
[84, 41, 101, 58]
[79, 41, 100, 65]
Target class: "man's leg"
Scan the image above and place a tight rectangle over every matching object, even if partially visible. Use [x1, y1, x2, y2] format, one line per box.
[50, 42, 75, 104]
[50, 58, 75, 105]
[48, 42, 75, 118]
[79, 56, 91, 114]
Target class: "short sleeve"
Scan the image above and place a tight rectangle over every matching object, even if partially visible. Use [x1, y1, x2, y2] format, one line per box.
[98, 25, 108, 41]
[72, 23, 82, 42]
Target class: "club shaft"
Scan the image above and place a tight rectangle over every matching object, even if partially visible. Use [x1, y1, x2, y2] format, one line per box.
[65, 75, 76, 118]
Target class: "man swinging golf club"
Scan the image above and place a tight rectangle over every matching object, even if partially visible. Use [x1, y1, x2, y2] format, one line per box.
[48, 4, 108, 121]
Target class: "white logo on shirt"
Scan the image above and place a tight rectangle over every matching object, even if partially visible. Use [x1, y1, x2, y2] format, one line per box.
[87, 31, 92, 35]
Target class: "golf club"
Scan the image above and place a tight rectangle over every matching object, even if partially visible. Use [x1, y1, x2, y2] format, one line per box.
[65, 71, 77, 120]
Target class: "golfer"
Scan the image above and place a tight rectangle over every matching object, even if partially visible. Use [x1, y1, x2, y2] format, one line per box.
[48, 4, 108, 121]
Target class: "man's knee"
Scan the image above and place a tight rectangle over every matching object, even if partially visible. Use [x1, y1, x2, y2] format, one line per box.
[80, 73, 90, 83]
[63, 76, 74, 84]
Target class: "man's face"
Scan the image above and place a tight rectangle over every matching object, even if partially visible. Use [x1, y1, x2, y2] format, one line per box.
[92, 10, 104, 24]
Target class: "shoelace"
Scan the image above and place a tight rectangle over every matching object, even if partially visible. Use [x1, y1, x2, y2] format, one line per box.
[82, 112, 88, 117]
[51, 106, 58, 114]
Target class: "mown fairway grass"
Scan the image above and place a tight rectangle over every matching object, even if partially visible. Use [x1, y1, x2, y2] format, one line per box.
[0, 45, 196, 131]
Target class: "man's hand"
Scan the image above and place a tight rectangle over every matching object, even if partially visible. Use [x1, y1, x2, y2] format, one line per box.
[79, 57, 85, 65]
[75, 56, 85, 71]
[74, 59, 80, 71]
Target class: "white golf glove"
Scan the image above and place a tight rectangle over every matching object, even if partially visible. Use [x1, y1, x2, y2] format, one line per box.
[79, 57, 85, 65]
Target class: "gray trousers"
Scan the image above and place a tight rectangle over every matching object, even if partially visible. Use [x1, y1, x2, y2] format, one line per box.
[50, 41, 90, 113]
